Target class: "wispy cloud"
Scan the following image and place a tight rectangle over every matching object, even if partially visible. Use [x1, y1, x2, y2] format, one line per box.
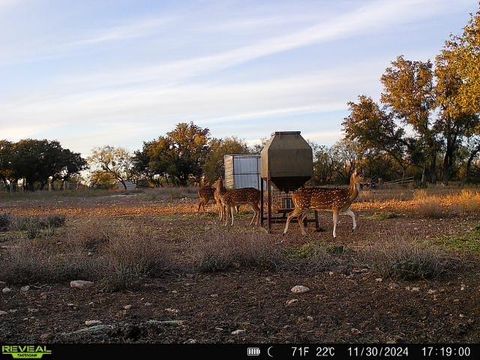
[58, 0, 453, 91]
[70, 16, 175, 46]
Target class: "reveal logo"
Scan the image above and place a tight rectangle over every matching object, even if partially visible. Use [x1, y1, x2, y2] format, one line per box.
[2, 345, 52, 359]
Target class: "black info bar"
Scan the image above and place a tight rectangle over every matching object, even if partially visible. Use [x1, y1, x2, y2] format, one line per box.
[1, 344, 479, 360]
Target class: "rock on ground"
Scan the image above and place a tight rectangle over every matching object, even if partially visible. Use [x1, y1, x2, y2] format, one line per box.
[291, 285, 310, 294]
[70, 280, 94, 289]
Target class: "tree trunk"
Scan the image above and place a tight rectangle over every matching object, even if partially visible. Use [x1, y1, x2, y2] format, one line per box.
[466, 145, 480, 182]
[120, 179, 127, 190]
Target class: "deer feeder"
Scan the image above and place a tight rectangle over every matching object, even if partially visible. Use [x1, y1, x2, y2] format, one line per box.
[260, 131, 319, 233]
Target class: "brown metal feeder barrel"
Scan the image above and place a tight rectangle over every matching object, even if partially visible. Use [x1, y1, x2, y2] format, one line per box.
[260, 131, 313, 192]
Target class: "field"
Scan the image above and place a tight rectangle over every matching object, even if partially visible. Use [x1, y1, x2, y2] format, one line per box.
[0, 186, 479, 344]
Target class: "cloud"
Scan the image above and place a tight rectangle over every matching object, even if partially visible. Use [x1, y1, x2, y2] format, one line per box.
[58, 0, 451, 91]
[70, 16, 175, 46]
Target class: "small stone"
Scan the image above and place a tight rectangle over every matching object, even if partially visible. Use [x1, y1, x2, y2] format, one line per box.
[85, 320, 102, 326]
[2, 287, 12, 294]
[0, 311, 8, 316]
[28, 308, 39, 313]
[291, 285, 310, 294]
[70, 280, 94, 289]
[427, 289, 436, 294]
[351, 328, 362, 335]
[306, 316, 314, 321]
[87, 252, 93, 256]
[231, 329, 246, 335]
[286, 299, 299, 306]
[185, 339, 197, 344]
[20, 286, 30, 292]
[375, 278, 383, 282]
[40, 292, 48, 299]
[67, 303, 76, 307]
[9, 309, 17, 313]
[144, 302, 152, 307]
[123, 305, 132, 310]
[328, 272, 334, 276]
[459, 314, 465, 318]
[165, 308, 179, 313]
[411, 287, 420, 292]
[460, 284, 466, 291]
[40, 333, 52, 341]
[210, 294, 218, 297]
[215, 327, 224, 331]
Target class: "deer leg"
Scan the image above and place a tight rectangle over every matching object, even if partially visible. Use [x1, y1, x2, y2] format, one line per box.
[197, 200, 203, 212]
[283, 208, 301, 235]
[250, 204, 260, 226]
[230, 206, 235, 226]
[298, 210, 308, 235]
[332, 209, 339, 238]
[342, 208, 356, 231]
[224, 205, 229, 226]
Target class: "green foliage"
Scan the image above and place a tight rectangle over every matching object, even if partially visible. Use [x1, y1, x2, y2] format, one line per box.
[203, 137, 250, 182]
[88, 146, 133, 190]
[0, 139, 86, 191]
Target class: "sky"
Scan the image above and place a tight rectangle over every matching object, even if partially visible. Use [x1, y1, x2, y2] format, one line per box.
[0, 0, 477, 156]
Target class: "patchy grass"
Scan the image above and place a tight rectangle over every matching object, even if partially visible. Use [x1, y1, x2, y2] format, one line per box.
[366, 212, 401, 220]
[286, 241, 342, 272]
[360, 241, 455, 281]
[434, 225, 480, 254]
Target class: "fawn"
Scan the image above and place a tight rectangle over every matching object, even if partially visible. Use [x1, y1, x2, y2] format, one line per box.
[197, 185, 215, 212]
[283, 170, 363, 237]
[213, 178, 261, 226]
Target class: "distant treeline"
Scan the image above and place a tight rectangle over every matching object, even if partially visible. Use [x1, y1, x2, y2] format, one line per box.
[1, 6, 479, 190]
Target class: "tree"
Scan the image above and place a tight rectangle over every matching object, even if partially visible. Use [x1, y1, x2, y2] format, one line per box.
[166, 122, 210, 185]
[137, 122, 211, 186]
[8, 139, 86, 191]
[88, 146, 133, 190]
[438, 7, 480, 182]
[381, 56, 439, 183]
[343, 95, 408, 178]
[0, 140, 16, 190]
[203, 137, 250, 182]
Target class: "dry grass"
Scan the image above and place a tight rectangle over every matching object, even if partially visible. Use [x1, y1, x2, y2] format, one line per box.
[195, 231, 283, 272]
[359, 240, 455, 280]
[0, 219, 170, 290]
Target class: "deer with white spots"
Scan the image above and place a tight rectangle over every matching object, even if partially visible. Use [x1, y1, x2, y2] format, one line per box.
[213, 178, 260, 226]
[283, 170, 363, 237]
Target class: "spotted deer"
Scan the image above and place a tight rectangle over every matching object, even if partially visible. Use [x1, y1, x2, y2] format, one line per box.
[213, 178, 261, 226]
[213, 178, 227, 220]
[197, 185, 215, 212]
[283, 170, 363, 237]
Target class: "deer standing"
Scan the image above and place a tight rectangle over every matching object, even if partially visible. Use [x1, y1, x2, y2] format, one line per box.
[283, 170, 363, 237]
[213, 178, 260, 226]
[197, 185, 215, 212]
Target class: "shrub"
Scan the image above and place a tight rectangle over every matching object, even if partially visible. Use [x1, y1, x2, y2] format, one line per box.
[101, 223, 170, 291]
[196, 232, 282, 273]
[287, 242, 341, 272]
[0, 244, 104, 284]
[0, 213, 12, 232]
[360, 241, 453, 281]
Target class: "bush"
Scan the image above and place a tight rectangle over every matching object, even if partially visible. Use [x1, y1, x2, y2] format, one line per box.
[196, 232, 282, 273]
[287, 242, 342, 272]
[101, 223, 170, 291]
[0, 213, 12, 232]
[0, 244, 104, 284]
[14, 215, 67, 238]
[360, 241, 453, 280]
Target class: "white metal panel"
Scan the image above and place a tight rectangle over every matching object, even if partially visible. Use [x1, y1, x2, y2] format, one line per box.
[233, 156, 260, 175]
[234, 174, 261, 189]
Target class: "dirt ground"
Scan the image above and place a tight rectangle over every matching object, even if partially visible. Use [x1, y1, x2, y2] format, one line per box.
[0, 189, 479, 344]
